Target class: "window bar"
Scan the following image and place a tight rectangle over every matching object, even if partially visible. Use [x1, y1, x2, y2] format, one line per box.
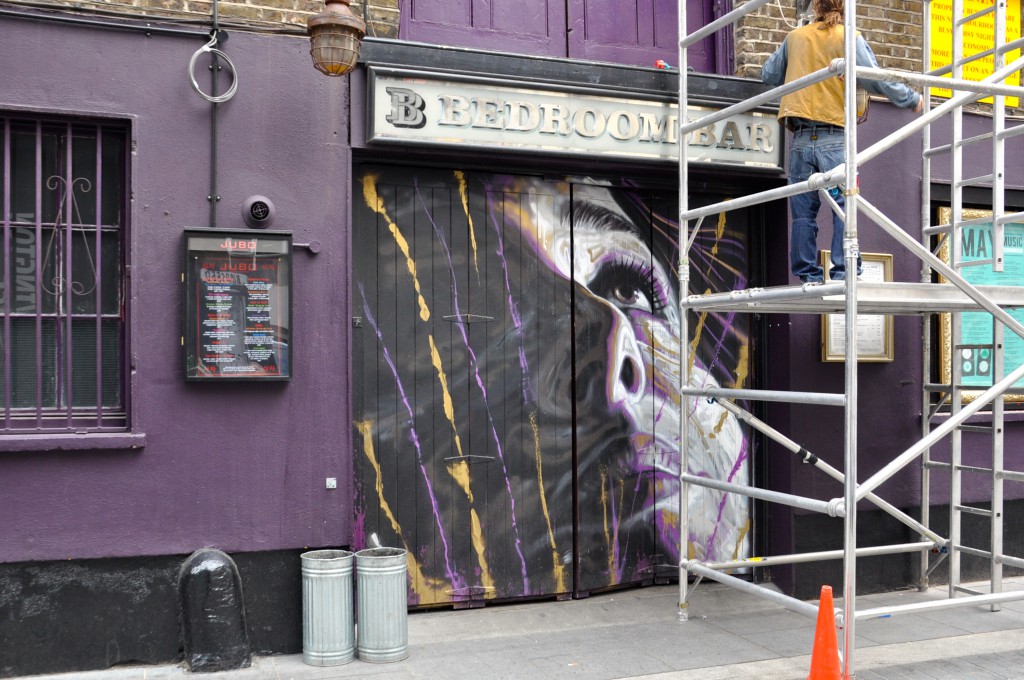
[94, 125, 103, 426]
[2, 118, 10, 429]
[122, 131, 129, 431]
[34, 121, 43, 429]
[63, 121, 73, 426]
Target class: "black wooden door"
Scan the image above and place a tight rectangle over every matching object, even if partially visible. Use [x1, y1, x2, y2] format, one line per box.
[353, 167, 751, 605]
[353, 169, 574, 606]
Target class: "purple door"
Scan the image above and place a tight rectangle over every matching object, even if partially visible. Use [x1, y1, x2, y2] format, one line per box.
[400, 0, 568, 57]
[400, 0, 718, 72]
[566, 0, 714, 72]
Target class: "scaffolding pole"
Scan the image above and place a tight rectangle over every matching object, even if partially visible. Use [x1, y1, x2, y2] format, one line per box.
[676, 0, 691, 623]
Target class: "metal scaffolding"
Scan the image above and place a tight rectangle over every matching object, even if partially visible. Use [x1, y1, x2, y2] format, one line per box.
[674, 1, 1024, 677]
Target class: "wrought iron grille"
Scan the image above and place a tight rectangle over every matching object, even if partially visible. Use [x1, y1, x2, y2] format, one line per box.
[1, 116, 128, 432]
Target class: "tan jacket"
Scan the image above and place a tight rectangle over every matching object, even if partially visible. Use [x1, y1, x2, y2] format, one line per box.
[777, 23, 849, 127]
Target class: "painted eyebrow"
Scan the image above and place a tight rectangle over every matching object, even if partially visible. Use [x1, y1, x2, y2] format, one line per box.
[565, 199, 649, 243]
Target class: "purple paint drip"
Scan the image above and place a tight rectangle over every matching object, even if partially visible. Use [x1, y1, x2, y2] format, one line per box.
[413, 181, 532, 593]
[704, 306, 744, 379]
[483, 184, 534, 406]
[705, 436, 750, 561]
[357, 283, 463, 591]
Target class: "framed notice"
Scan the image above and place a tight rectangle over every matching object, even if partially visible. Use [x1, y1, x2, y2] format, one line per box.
[938, 207, 1024, 402]
[821, 251, 894, 362]
[184, 229, 292, 380]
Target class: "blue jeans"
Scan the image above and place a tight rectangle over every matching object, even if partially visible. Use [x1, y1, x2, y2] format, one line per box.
[787, 127, 860, 282]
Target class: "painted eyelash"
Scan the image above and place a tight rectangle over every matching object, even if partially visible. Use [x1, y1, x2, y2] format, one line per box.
[595, 254, 671, 317]
[623, 260, 667, 315]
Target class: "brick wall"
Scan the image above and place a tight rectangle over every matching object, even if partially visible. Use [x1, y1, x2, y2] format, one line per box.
[734, 0, 924, 79]
[6, 0, 1017, 97]
[2, 0, 399, 36]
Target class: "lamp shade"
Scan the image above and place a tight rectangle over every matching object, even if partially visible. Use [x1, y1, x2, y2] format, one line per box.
[308, 0, 366, 77]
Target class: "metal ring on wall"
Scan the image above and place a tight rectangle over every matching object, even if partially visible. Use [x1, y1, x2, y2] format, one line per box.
[188, 34, 238, 103]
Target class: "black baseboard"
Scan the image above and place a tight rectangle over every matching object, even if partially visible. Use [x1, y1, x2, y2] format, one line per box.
[788, 500, 1024, 600]
[4, 504, 1022, 678]
[0, 549, 304, 678]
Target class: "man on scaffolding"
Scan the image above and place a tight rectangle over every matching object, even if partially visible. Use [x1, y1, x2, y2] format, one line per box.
[761, 0, 924, 284]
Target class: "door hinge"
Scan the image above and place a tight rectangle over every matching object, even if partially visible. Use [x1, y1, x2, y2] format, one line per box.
[443, 314, 494, 324]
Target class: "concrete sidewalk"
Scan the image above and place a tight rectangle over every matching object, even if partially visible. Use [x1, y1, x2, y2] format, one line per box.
[23, 578, 1024, 680]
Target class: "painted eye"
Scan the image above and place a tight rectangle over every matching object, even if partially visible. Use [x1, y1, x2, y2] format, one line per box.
[588, 259, 668, 316]
[612, 283, 647, 309]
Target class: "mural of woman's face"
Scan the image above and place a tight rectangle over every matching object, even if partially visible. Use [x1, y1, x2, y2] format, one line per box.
[354, 169, 749, 605]
[517, 180, 748, 569]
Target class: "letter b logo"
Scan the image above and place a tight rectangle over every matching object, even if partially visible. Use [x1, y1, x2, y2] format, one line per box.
[386, 87, 426, 129]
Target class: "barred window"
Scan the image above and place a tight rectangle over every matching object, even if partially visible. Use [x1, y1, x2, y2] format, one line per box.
[1, 115, 128, 432]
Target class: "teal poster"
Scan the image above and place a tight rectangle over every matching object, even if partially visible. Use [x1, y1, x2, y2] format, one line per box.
[956, 221, 1024, 388]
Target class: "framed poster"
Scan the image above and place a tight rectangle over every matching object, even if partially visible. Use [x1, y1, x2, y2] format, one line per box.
[928, 0, 1021, 107]
[938, 207, 1024, 402]
[184, 229, 292, 380]
[821, 251, 895, 362]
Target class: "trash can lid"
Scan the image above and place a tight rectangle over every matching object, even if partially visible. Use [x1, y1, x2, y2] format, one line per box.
[355, 547, 406, 559]
[301, 549, 354, 562]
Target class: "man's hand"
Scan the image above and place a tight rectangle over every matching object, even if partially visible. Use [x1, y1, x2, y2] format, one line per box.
[914, 97, 925, 113]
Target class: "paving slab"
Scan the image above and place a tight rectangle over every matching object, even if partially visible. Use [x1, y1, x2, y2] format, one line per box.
[16, 579, 1024, 680]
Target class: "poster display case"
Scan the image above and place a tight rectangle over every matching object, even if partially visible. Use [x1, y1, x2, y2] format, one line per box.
[820, 251, 895, 362]
[184, 229, 292, 380]
[938, 207, 1024, 402]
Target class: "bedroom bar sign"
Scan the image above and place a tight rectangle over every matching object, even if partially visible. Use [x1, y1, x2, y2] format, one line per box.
[184, 229, 293, 380]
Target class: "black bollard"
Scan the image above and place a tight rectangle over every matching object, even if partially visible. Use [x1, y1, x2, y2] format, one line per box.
[177, 548, 252, 672]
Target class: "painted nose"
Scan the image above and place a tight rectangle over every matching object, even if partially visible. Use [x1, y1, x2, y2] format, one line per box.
[608, 312, 646, 406]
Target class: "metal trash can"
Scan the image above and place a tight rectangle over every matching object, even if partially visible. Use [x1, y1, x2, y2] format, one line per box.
[300, 549, 355, 666]
[355, 547, 409, 662]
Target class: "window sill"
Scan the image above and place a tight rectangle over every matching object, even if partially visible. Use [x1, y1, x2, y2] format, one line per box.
[0, 432, 147, 453]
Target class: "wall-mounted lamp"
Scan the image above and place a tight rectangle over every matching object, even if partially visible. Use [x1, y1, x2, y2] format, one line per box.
[307, 0, 366, 77]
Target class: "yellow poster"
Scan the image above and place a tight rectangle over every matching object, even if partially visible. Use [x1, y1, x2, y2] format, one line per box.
[930, 0, 1021, 106]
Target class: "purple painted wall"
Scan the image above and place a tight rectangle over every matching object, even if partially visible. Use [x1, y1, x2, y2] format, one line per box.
[0, 18, 353, 562]
[2, 10, 1020, 576]
[928, 112, 1024, 188]
[775, 102, 1024, 512]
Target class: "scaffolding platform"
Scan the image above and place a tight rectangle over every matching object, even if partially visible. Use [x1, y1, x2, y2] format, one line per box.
[686, 282, 1024, 315]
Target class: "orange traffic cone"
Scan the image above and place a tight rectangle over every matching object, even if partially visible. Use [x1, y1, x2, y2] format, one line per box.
[807, 585, 841, 680]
